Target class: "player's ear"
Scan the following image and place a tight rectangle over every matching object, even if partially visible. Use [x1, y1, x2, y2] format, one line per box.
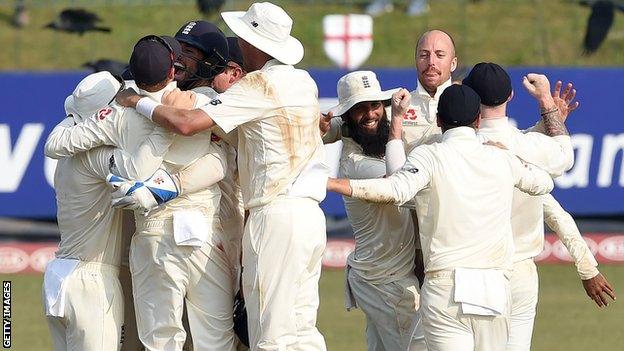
[450, 57, 458, 73]
[167, 66, 175, 80]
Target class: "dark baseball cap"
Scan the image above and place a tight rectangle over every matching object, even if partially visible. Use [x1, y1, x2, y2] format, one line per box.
[437, 84, 481, 127]
[462, 62, 512, 107]
[227, 37, 244, 66]
[129, 35, 181, 86]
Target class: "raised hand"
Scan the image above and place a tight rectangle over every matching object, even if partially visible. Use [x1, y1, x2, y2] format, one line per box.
[552, 80, 580, 123]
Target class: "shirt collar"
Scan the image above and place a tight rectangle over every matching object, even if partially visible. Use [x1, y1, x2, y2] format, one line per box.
[260, 59, 285, 71]
[442, 126, 478, 142]
[138, 81, 177, 103]
[479, 117, 509, 131]
[415, 78, 452, 100]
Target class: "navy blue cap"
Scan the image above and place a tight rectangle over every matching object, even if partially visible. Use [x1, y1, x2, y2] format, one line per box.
[226, 37, 243, 66]
[462, 62, 512, 107]
[438, 84, 481, 127]
[129, 35, 175, 86]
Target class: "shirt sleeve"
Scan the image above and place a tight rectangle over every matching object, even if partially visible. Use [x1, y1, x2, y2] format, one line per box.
[350, 146, 434, 205]
[505, 151, 554, 196]
[174, 141, 227, 195]
[45, 106, 122, 159]
[514, 129, 574, 177]
[85, 146, 115, 180]
[198, 72, 285, 133]
[385, 139, 407, 176]
[111, 126, 174, 180]
[542, 194, 599, 280]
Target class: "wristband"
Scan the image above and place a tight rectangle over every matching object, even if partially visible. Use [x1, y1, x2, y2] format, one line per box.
[136, 97, 161, 121]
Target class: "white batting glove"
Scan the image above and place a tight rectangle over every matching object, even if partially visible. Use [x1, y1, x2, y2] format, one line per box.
[106, 169, 179, 213]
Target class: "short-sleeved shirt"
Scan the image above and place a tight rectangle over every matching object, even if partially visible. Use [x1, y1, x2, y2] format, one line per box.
[201, 59, 326, 209]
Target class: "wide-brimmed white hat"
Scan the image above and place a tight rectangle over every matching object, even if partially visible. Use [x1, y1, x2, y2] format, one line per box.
[64, 71, 121, 123]
[330, 71, 399, 116]
[221, 2, 304, 65]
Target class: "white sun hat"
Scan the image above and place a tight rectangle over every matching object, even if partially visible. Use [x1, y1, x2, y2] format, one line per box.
[64, 71, 121, 123]
[329, 71, 399, 116]
[221, 2, 304, 65]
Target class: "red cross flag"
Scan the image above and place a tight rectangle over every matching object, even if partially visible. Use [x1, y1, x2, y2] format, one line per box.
[323, 14, 373, 69]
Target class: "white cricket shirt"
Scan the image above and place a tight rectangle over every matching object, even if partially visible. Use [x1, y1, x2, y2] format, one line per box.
[53, 134, 123, 265]
[339, 138, 416, 284]
[200, 59, 327, 209]
[402, 79, 452, 150]
[478, 117, 574, 262]
[350, 127, 554, 272]
[45, 82, 223, 226]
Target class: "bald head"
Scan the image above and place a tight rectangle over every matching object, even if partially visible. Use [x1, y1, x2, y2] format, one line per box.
[415, 30, 458, 96]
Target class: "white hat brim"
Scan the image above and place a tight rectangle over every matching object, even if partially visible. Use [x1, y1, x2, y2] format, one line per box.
[329, 88, 400, 116]
[221, 11, 304, 65]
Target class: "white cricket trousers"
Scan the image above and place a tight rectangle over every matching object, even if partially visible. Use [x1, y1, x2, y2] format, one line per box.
[347, 270, 427, 351]
[242, 197, 327, 351]
[130, 219, 237, 351]
[506, 259, 538, 351]
[420, 271, 510, 351]
[46, 262, 124, 351]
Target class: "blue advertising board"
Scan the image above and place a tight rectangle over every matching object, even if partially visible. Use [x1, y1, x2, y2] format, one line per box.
[1, 68, 623, 218]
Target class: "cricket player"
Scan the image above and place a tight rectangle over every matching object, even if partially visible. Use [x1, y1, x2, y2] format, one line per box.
[173, 22, 246, 293]
[327, 70, 426, 350]
[115, 3, 329, 350]
[45, 35, 236, 351]
[327, 84, 556, 351]
[43, 71, 124, 351]
[321, 29, 456, 150]
[319, 29, 459, 287]
[461, 63, 615, 350]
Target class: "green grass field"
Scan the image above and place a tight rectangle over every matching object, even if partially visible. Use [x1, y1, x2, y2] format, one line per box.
[3, 264, 623, 350]
[1, 0, 624, 70]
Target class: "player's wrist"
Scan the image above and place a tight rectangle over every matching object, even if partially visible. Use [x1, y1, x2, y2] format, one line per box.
[136, 97, 161, 121]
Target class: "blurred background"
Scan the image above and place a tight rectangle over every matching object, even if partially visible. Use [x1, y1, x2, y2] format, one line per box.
[0, 0, 623, 350]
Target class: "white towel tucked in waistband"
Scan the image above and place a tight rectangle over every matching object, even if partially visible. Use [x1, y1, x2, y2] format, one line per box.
[43, 258, 79, 317]
[454, 267, 508, 316]
[173, 210, 209, 246]
[288, 156, 329, 203]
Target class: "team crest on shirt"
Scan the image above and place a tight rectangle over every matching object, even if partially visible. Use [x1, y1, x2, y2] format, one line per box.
[209, 98, 222, 106]
[402, 106, 419, 127]
[97, 107, 113, 120]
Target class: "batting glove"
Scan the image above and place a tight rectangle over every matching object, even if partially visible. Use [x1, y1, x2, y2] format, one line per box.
[106, 169, 179, 213]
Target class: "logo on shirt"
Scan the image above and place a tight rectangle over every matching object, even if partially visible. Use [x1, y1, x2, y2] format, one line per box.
[209, 98, 222, 106]
[97, 107, 112, 120]
[406, 168, 419, 174]
[153, 176, 164, 185]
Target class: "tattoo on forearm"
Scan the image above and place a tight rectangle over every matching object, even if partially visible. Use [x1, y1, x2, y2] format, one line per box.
[540, 107, 569, 136]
